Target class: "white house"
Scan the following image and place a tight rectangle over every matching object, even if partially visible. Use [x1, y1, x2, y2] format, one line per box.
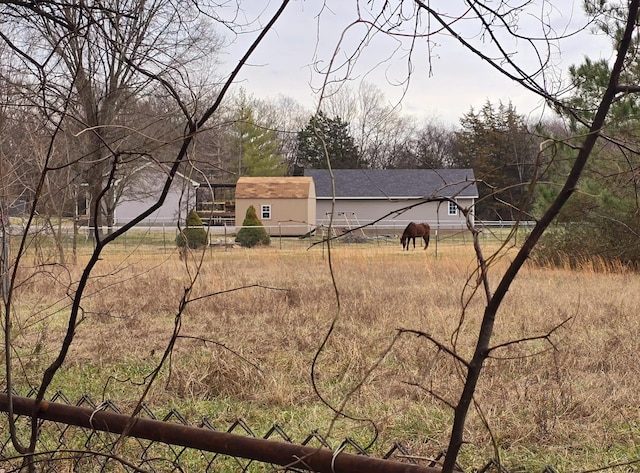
[113, 166, 200, 226]
[303, 169, 478, 231]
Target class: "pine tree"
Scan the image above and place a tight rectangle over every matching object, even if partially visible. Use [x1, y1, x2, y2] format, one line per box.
[235, 205, 270, 247]
[296, 111, 363, 171]
[455, 101, 538, 220]
[176, 209, 208, 249]
[233, 100, 286, 177]
[532, 12, 640, 268]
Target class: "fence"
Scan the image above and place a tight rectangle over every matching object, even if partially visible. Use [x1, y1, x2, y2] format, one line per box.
[0, 390, 561, 473]
[0, 219, 534, 258]
[0, 390, 436, 473]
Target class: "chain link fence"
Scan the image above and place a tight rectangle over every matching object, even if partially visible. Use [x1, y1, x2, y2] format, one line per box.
[0, 390, 563, 473]
[0, 390, 432, 472]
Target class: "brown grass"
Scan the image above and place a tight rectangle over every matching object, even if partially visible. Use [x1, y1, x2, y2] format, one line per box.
[5, 241, 640, 471]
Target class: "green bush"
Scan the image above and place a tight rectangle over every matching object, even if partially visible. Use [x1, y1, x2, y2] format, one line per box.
[235, 205, 270, 248]
[176, 210, 208, 249]
[532, 219, 640, 270]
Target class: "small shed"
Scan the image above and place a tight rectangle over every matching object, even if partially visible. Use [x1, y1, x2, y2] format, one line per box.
[234, 177, 316, 237]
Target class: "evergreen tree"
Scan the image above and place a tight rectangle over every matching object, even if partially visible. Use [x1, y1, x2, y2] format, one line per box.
[533, 6, 640, 268]
[235, 205, 270, 247]
[454, 101, 538, 220]
[564, 1, 640, 131]
[295, 111, 363, 172]
[533, 130, 640, 268]
[176, 209, 208, 249]
[231, 96, 287, 178]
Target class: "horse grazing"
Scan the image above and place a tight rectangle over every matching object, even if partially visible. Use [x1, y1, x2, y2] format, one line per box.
[400, 222, 430, 251]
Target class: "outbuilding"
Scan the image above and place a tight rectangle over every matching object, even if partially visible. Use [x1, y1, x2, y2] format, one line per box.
[234, 177, 316, 237]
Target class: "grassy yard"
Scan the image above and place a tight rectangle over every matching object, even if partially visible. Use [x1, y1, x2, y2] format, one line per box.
[3, 232, 640, 471]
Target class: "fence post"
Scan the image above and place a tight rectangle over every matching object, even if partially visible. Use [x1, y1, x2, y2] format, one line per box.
[162, 223, 167, 254]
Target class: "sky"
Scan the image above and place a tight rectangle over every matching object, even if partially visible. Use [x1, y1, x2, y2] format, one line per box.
[218, 1, 614, 127]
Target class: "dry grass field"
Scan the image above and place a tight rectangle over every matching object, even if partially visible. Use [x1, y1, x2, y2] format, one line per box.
[5, 234, 640, 471]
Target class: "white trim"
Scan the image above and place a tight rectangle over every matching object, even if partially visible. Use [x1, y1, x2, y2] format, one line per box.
[261, 204, 272, 220]
[448, 200, 458, 216]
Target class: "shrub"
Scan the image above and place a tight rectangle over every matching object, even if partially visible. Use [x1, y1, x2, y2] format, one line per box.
[532, 218, 640, 270]
[235, 205, 270, 247]
[176, 210, 208, 249]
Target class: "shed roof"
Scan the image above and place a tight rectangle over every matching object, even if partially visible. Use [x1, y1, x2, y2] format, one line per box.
[304, 169, 478, 199]
[235, 177, 315, 199]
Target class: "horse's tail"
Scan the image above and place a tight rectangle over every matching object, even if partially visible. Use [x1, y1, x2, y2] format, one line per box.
[422, 223, 431, 250]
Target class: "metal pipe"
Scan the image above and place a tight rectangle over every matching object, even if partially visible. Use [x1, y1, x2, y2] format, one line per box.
[0, 394, 441, 473]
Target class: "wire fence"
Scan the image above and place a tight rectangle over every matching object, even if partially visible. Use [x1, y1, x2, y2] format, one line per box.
[0, 220, 533, 259]
[0, 390, 430, 472]
[0, 390, 560, 473]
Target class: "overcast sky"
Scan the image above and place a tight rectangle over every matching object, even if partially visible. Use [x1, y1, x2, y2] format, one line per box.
[219, 1, 613, 127]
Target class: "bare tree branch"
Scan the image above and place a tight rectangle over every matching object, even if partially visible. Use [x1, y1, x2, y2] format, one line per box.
[441, 1, 640, 470]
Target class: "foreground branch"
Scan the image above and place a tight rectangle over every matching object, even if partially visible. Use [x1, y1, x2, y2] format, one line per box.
[441, 1, 640, 471]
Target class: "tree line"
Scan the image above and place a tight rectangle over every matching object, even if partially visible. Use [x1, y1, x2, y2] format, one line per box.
[0, 0, 630, 246]
[2, 52, 638, 264]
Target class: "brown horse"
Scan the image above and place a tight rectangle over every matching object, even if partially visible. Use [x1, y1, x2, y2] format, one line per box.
[400, 222, 430, 250]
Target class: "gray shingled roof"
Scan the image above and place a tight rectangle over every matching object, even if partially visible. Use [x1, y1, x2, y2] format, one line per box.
[304, 169, 478, 199]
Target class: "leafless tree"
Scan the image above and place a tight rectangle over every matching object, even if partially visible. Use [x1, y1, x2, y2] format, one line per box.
[0, 1, 221, 238]
[255, 94, 310, 175]
[322, 82, 416, 168]
[389, 118, 458, 169]
[0, 1, 292, 470]
[309, 1, 640, 471]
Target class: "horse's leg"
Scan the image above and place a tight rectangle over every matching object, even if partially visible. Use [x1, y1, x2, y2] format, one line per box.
[423, 234, 430, 250]
[412, 236, 416, 249]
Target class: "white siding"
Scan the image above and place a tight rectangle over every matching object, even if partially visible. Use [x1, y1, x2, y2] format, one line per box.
[316, 198, 474, 230]
[113, 178, 198, 226]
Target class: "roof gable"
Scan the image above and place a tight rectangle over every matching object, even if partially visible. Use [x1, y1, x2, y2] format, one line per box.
[303, 169, 478, 199]
[235, 177, 314, 199]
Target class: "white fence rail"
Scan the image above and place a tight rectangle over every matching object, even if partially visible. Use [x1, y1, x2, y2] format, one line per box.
[0, 219, 535, 256]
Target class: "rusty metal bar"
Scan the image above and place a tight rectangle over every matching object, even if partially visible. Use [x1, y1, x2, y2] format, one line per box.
[0, 393, 442, 473]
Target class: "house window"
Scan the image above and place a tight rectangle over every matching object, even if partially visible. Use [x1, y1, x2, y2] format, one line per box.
[448, 200, 458, 216]
[261, 204, 271, 220]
